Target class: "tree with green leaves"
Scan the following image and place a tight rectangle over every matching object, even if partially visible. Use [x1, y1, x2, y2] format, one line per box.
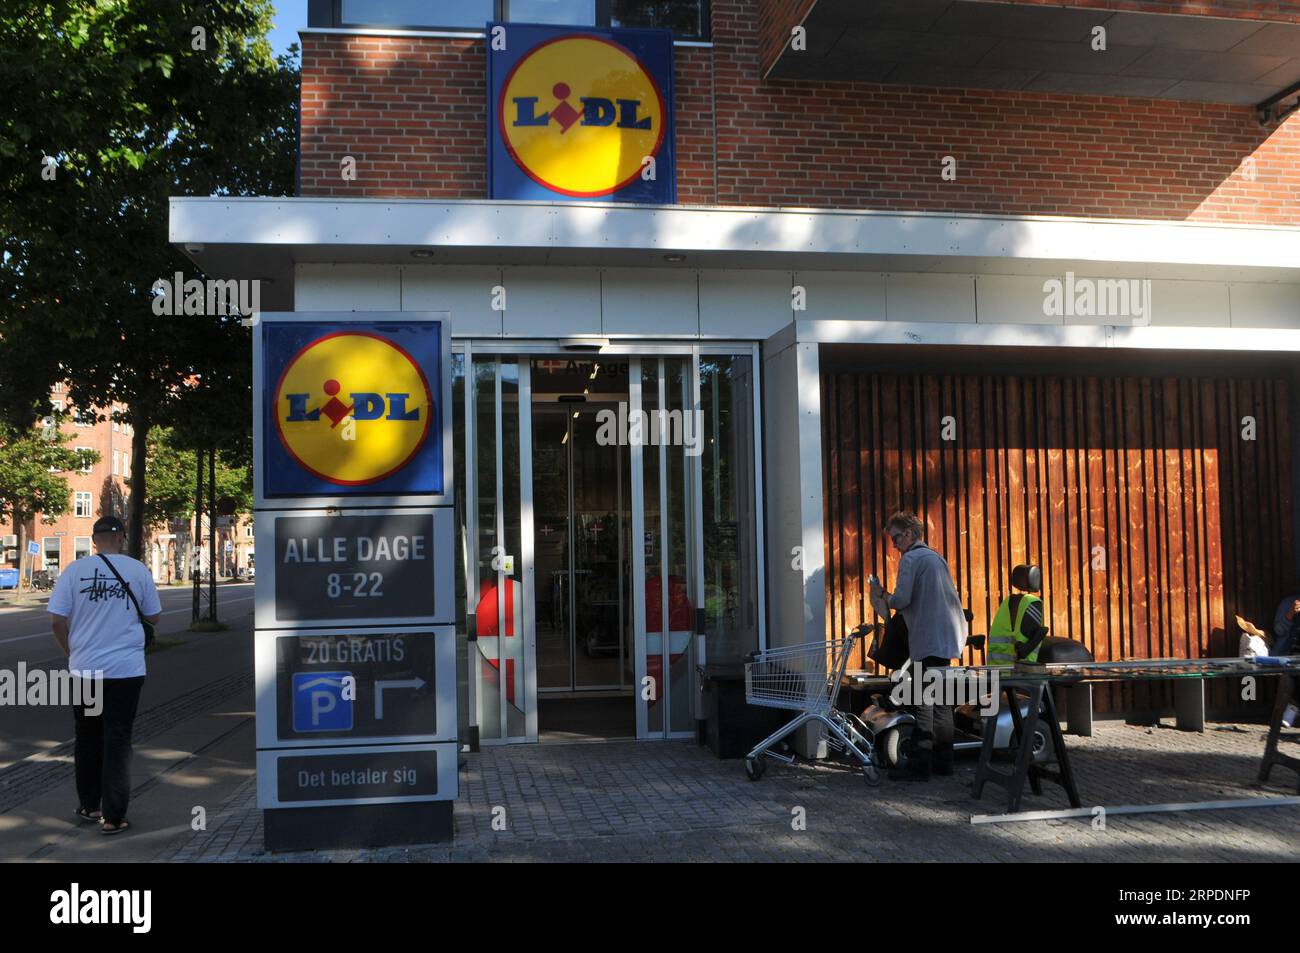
[0, 0, 296, 558]
[0, 419, 100, 585]
[144, 425, 250, 580]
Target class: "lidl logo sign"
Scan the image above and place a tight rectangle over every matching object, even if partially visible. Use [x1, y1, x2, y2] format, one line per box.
[489, 23, 675, 203]
[276, 332, 429, 485]
[262, 322, 443, 498]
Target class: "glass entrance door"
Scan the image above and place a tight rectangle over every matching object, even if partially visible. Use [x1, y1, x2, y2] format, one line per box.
[467, 357, 535, 743]
[631, 356, 700, 739]
[463, 348, 713, 743]
[532, 398, 633, 693]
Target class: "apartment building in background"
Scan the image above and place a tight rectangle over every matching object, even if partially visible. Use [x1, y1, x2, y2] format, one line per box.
[1, 384, 256, 585]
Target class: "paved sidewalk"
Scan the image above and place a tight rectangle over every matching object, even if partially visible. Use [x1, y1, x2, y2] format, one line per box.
[157, 718, 1300, 863]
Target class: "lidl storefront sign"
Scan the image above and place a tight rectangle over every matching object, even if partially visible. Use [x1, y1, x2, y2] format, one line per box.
[489, 23, 675, 203]
[259, 319, 447, 501]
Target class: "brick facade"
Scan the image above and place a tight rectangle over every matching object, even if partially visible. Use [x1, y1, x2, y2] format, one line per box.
[1, 391, 133, 577]
[299, 34, 487, 199]
[298, 0, 1300, 224]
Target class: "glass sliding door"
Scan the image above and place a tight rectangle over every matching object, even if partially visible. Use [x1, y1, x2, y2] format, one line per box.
[699, 353, 762, 665]
[631, 355, 701, 739]
[455, 344, 748, 745]
[468, 356, 536, 743]
[533, 394, 632, 694]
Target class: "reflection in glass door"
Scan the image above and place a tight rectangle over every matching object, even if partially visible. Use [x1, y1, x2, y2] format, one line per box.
[469, 358, 535, 743]
[632, 356, 700, 739]
[459, 347, 719, 744]
[533, 399, 632, 693]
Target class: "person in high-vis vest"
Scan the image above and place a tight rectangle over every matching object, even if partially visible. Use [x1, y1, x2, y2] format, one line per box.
[988, 564, 1049, 666]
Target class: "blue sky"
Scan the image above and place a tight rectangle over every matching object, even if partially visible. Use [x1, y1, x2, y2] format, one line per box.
[268, 0, 308, 58]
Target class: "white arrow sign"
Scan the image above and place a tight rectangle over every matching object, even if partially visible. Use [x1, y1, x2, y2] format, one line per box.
[374, 677, 426, 719]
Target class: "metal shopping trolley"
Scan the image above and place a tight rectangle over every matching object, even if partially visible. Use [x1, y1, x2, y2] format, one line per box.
[743, 625, 881, 785]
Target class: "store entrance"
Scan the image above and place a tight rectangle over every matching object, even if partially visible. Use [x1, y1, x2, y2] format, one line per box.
[465, 349, 724, 745]
[532, 359, 635, 738]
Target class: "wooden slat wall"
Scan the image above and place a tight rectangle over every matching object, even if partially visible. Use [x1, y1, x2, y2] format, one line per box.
[821, 370, 1294, 712]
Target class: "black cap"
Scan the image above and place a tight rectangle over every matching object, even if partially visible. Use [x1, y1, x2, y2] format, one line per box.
[92, 515, 125, 534]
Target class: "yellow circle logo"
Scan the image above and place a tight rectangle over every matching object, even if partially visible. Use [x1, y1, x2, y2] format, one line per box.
[275, 332, 432, 486]
[499, 35, 666, 197]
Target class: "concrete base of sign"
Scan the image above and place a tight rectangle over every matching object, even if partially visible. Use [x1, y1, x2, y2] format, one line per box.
[263, 801, 453, 852]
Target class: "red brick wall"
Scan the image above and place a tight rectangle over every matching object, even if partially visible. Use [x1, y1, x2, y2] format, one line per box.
[712, 0, 1300, 222]
[299, 33, 487, 198]
[675, 47, 716, 203]
[298, 1, 1300, 223]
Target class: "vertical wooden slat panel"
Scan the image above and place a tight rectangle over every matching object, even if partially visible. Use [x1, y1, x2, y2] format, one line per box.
[1178, 378, 1202, 657]
[964, 376, 988, 641]
[1063, 377, 1084, 641]
[1084, 378, 1106, 659]
[822, 364, 1292, 712]
[941, 375, 963, 660]
[921, 376, 939, 544]
[1161, 379, 1187, 659]
[880, 376, 899, 590]
[822, 374, 840, 645]
[1006, 376, 1027, 625]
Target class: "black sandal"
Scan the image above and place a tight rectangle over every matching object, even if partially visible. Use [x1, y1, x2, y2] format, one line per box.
[100, 820, 130, 835]
[75, 807, 102, 823]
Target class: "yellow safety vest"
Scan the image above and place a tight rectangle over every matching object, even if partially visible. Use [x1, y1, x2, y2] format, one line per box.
[988, 594, 1042, 666]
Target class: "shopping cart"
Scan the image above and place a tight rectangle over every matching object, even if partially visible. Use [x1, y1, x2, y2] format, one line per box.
[743, 625, 881, 785]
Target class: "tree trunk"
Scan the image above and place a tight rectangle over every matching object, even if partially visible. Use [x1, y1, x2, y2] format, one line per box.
[14, 508, 28, 590]
[127, 415, 151, 561]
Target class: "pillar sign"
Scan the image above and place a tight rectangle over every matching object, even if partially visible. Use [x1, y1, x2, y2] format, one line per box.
[252, 313, 456, 849]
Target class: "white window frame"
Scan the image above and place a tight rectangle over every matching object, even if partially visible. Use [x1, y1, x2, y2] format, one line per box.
[42, 537, 60, 571]
[74, 536, 91, 560]
[74, 492, 93, 518]
[75, 447, 93, 474]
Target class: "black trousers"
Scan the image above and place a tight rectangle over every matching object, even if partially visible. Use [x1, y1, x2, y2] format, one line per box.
[73, 676, 144, 824]
[911, 656, 955, 770]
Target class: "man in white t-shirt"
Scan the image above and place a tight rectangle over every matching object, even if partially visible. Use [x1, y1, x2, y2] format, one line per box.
[49, 515, 161, 835]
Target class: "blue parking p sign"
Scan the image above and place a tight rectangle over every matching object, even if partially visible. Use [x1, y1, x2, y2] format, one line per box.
[292, 672, 353, 732]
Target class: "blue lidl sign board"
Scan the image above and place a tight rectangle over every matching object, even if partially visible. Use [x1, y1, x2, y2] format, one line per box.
[488, 22, 675, 203]
[260, 320, 444, 499]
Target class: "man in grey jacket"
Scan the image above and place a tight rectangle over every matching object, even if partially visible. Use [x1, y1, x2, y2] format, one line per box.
[870, 511, 968, 781]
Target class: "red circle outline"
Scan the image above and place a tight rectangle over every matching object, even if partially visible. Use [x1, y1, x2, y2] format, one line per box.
[272, 330, 434, 487]
[496, 34, 668, 198]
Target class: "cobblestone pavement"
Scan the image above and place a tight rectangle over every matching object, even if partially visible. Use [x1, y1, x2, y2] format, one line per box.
[159, 720, 1300, 862]
[0, 671, 252, 814]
